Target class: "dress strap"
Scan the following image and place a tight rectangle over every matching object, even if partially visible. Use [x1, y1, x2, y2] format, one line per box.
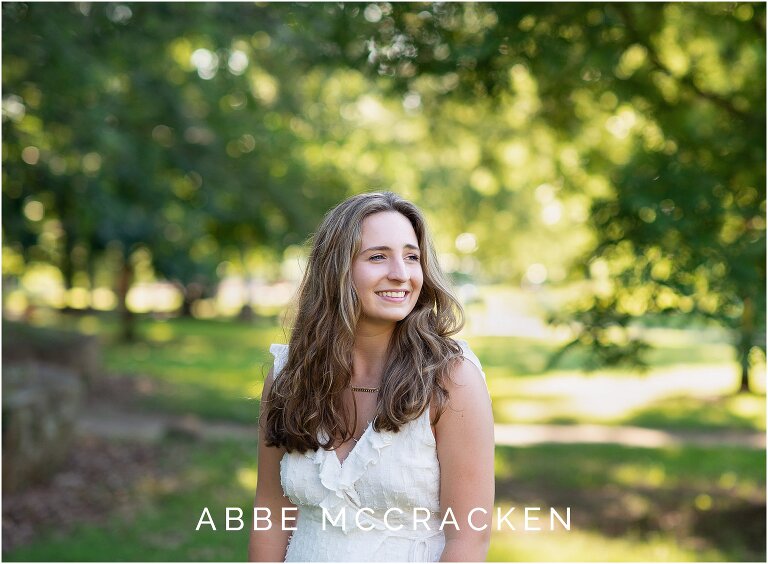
[269, 343, 289, 380]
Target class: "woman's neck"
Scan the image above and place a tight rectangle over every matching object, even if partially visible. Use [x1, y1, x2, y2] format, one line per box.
[352, 323, 395, 387]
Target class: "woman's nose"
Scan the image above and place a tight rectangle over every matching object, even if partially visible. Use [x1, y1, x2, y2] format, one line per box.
[388, 258, 408, 281]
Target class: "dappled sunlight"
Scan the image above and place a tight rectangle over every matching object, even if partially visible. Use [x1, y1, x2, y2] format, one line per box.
[127, 282, 183, 314]
[77, 314, 101, 335]
[622, 395, 767, 431]
[3, 2, 763, 561]
[236, 467, 258, 492]
[488, 525, 724, 562]
[176, 335, 214, 354]
[135, 474, 183, 497]
[493, 443, 765, 561]
[610, 463, 668, 489]
[146, 322, 175, 343]
[728, 395, 766, 427]
[493, 363, 765, 425]
[492, 423, 734, 450]
[494, 443, 765, 494]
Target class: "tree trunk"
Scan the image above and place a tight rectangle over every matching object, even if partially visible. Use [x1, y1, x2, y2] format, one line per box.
[85, 250, 98, 314]
[238, 244, 254, 321]
[180, 291, 195, 317]
[737, 296, 754, 394]
[116, 257, 136, 342]
[59, 233, 76, 313]
[175, 282, 200, 318]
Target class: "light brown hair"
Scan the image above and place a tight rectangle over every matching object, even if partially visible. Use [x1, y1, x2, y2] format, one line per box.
[264, 191, 464, 453]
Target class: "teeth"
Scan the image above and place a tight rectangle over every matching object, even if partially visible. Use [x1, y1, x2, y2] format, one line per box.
[377, 291, 406, 298]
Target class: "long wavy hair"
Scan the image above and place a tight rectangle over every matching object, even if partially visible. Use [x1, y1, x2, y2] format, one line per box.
[264, 191, 465, 453]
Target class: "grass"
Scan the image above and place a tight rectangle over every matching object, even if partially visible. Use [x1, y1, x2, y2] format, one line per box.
[487, 528, 725, 562]
[5, 439, 257, 562]
[43, 313, 286, 423]
[5, 311, 765, 561]
[490, 443, 766, 561]
[494, 444, 765, 494]
[28, 311, 767, 431]
[6, 440, 764, 562]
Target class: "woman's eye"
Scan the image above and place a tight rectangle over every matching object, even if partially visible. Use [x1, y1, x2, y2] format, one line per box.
[368, 253, 419, 261]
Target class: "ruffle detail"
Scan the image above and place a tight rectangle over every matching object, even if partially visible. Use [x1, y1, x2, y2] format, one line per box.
[305, 426, 393, 534]
[269, 343, 289, 377]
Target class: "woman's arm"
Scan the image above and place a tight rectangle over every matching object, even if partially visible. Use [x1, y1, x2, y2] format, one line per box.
[248, 367, 297, 562]
[435, 358, 495, 562]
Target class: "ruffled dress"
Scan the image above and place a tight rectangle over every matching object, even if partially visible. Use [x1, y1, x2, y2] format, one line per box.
[268, 340, 486, 562]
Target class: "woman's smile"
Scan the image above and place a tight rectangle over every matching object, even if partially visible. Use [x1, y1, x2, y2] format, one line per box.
[375, 290, 410, 303]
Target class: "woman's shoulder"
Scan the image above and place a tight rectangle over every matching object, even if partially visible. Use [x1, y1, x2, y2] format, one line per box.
[451, 338, 485, 382]
[439, 340, 492, 424]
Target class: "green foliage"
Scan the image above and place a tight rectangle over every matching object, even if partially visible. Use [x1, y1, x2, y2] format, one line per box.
[3, 3, 765, 384]
[359, 2, 766, 387]
[2, 3, 348, 295]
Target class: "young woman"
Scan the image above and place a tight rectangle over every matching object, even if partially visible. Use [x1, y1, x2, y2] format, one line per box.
[248, 192, 494, 562]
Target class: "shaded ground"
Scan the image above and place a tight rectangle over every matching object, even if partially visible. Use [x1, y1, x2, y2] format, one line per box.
[495, 475, 765, 558]
[2, 436, 186, 555]
[494, 443, 767, 562]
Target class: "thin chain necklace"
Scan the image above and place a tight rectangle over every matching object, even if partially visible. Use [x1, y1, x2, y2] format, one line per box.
[348, 381, 378, 442]
[350, 384, 379, 393]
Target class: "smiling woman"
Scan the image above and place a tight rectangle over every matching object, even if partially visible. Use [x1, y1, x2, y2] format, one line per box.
[352, 211, 424, 328]
[248, 192, 494, 562]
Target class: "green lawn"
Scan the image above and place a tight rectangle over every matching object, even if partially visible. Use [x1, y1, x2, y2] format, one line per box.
[6, 440, 764, 562]
[5, 440, 256, 562]
[33, 312, 767, 430]
[57, 313, 286, 423]
[5, 312, 765, 561]
[490, 443, 766, 562]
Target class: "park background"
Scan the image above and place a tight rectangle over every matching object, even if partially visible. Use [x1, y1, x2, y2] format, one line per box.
[2, 2, 766, 561]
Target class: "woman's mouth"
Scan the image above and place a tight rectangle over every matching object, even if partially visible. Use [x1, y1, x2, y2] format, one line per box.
[375, 290, 409, 303]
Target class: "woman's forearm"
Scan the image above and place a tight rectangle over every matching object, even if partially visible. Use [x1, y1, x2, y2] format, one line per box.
[247, 529, 290, 562]
[439, 537, 490, 562]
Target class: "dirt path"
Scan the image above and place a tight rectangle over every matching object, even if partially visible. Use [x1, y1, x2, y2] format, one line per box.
[76, 401, 766, 449]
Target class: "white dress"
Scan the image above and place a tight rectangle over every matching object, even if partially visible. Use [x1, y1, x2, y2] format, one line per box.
[269, 340, 486, 562]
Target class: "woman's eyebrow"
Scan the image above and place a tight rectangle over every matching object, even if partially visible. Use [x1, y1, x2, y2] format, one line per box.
[360, 244, 420, 253]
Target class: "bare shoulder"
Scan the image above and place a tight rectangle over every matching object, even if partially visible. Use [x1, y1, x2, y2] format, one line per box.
[435, 356, 492, 431]
[445, 356, 488, 400]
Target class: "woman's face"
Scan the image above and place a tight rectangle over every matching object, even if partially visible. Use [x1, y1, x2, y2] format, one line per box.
[351, 211, 424, 328]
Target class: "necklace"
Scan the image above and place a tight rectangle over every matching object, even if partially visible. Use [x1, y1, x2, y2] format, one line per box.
[350, 385, 379, 393]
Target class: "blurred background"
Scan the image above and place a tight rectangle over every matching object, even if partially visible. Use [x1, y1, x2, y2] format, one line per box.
[2, 2, 765, 561]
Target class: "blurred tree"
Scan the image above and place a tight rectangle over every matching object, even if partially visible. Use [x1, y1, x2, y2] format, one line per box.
[2, 2, 346, 337]
[346, 2, 766, 392]
[3, 1, 764, 387]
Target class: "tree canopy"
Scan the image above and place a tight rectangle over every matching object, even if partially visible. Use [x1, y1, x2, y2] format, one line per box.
[3, 2, 765, 387]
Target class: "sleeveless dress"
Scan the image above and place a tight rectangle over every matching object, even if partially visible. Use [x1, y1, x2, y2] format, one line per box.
[268, 340, 486, 562]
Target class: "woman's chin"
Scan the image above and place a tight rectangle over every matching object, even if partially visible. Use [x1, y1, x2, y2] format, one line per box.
[361, 310, 412, 325]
